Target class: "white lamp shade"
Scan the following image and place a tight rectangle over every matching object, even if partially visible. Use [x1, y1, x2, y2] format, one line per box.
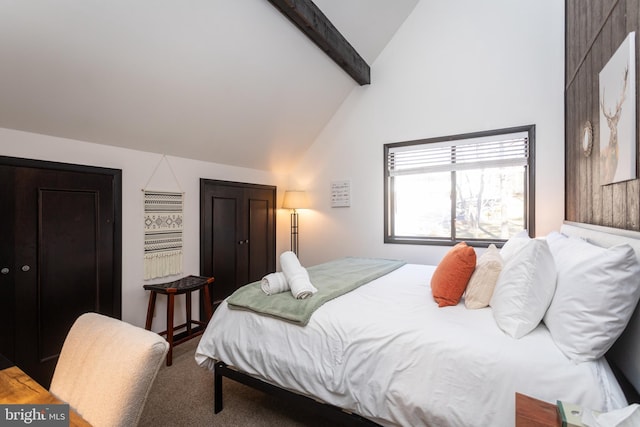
[282, 190, 309, 209]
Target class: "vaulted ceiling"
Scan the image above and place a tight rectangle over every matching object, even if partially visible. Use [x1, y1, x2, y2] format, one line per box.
[0, 0, 418, 172]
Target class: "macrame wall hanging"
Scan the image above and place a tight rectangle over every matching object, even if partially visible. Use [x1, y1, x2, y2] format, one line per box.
[142, 155, 184, 280]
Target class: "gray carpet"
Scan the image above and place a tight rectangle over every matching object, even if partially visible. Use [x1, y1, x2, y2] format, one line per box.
[139, 337, 335, 426]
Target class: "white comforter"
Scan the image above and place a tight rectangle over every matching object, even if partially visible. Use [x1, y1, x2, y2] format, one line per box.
[195, 264, 627, 426]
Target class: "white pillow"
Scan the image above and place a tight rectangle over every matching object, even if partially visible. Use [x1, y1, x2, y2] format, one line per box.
[499, 230, 530, 263]
[543, 234, 640, 362]
[464, 244, 503, 309]
[490, 238, 557, 338]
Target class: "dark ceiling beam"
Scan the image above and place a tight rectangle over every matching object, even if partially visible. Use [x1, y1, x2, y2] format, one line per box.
[267, 0, 371, 86]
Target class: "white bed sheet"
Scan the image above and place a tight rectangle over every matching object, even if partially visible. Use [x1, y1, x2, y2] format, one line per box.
[195, 264, 627, 426]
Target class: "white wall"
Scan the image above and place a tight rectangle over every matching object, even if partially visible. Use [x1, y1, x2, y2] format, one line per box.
[290, 0, 565, 267]
[1, 0, 565, 326]
[0, 127, 292, 328]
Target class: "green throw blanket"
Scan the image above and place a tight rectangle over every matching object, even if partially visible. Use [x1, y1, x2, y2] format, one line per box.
[227, 257, 406, 325]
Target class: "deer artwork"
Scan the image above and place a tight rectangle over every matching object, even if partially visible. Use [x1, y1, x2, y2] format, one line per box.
[600, 66, 629, 184]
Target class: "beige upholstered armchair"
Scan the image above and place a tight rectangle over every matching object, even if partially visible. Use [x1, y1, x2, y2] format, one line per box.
[50, 312, 169, 427]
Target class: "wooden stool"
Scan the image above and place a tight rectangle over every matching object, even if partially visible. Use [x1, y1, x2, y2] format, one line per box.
[144, 275, 214, 366]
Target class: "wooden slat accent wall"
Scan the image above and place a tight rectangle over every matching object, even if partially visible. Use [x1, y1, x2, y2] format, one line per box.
[566, 0, 640, 231]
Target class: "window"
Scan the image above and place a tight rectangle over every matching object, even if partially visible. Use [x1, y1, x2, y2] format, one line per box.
[384, 125, 535, 246]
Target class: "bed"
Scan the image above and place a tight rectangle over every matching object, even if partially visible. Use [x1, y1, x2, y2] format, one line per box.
[195, 222, 640, 426]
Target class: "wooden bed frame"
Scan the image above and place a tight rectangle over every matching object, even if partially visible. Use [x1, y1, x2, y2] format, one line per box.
[212, 221, 640, 424]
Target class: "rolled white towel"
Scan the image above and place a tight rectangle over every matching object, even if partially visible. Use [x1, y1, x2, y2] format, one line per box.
[280, 251, 318, 299]
[260, 272, 289, 295]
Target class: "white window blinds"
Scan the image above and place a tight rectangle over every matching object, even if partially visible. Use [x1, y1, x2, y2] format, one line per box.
[387, 131, 529, 176]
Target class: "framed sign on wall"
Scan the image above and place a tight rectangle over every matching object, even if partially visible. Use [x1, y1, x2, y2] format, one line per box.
[330, 180, 351, 208]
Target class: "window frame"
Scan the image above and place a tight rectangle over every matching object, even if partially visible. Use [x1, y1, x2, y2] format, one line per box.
[383, 125, 536, 247]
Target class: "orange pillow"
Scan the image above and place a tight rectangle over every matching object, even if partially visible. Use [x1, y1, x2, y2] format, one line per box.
[431, 242, 477, 307]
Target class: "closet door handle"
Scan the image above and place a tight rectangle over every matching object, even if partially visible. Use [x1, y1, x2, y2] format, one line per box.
[238, 240, 244, 245]
[1, 267, 9, 275]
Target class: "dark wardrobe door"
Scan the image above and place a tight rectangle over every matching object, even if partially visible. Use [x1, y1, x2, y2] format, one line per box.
[246, 187, 273, 284]
[200, 179, 275, 308]
[0, 158, 121, 387]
